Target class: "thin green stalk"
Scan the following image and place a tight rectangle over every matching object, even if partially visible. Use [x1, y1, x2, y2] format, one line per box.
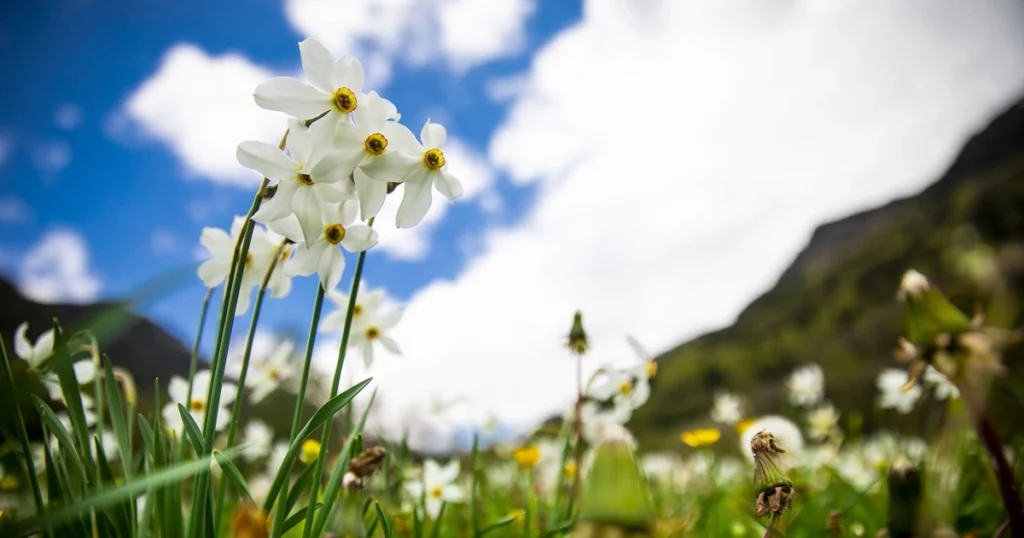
[301, 245, 370, 538]
[185, 288, 215, 409]
[271, 285, 327, 538]
[0, 337, 46, 516]
[470, 433, 480, 536]
[214, 240, 287, 532]
[188, 176, 270, 538]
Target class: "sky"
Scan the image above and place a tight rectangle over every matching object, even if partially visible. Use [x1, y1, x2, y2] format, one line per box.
[2, 0, 1024, 452]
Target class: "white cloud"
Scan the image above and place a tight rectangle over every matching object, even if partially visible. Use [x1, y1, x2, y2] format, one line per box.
[121, 44, 282, 187]
[284, 0, 536, 77]
[150, 228, 178, 254]
[19, 228, 101, 304]
[54, 103, 83, 130]
[485, 72, 529, 103]
[373, 137, 499, 260]
[364, 0, 1024, 449]
[31, 141, 71, 176]
[0, 196, 31, 223]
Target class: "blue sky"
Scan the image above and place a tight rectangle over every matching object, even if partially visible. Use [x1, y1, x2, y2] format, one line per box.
[2, 0, 1024, 448]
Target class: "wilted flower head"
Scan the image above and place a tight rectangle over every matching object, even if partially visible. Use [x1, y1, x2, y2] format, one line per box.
[750, 430, 796, 519]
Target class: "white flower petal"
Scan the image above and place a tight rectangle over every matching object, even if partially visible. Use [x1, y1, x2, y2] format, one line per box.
[298, 37, 336, 93]
[197, 259, 228, 289]
[358, 150, 420, 184]
[310, 148, 365, 184]
[253, 77, 329, 119]
[331, 57, 365, 93]
[313, 182, 353, 204]
[425, 497, 443, 520]
[354, 169, 387, 221]
[14, 323, 33, 362]
[287, 243, 323, 277]
[252, 181, 298, 224]
[353, 92, 387, 134]
[72, 361, 96, 384]
[395, 172, 434, 229]
[438, 460, 460, 484]
[199, 227, 232, 259]
[319, 247, 345, 291]
[421, 120, 447, 149]
[267, 214, 304, 244]
[339, 225, 378, 253]
[237, 141, 297, 182]
[361, 341, 374, 369]
[441, 484, 464, 503]
[378, 334, 401, 355]
[291, 187, 324, 246]
[382, 121, 420, 152]
[33, 330, 55, 367]
[234, 285, 254, 317]
[433, 169, 463, 201]
[168, 376, 190, 404]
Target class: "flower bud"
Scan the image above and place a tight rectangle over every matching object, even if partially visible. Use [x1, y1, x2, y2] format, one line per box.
[886, 454, 922, 538]
[573, 435, 656, 537]
[567, 310, 589, 356]
[898, 270, 970, 346]
[750, 430, 795, 518]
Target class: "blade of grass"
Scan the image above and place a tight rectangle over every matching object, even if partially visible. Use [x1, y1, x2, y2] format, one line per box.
[48, 322, 93, 465]
[214, 450, 252, 501]
[177, 404, 206, 455]
[101, 356, 131, 479]
[33, 395, 89, 485]
[0, 336, 46, 514]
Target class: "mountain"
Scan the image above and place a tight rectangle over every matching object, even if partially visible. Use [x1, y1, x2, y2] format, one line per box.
[630, 96, 1024, 450]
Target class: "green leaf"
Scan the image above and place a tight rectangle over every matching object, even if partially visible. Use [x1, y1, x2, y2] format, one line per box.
[0, 335, 46, 513]
[282, 503, 322, 535]
[137, 416, 155, 463]
[94, 436, 134, 538]
[32, 395, 89, 485]
[214, 450, 252, 501]
[375, 502, 394, 538]
[101, 355, 131, 476]
[479, 514, 522, 535]
[48, 322, 93, 464]
[261, 377, 373, 513]
[285, 463, 316, 516]
[177, 403, 205, 455]
[13, 450, 237, 536]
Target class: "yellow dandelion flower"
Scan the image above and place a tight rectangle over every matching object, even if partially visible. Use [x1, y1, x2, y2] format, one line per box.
[563, 461, 577, 480]
[300, 439, 321, 464]
[512, 445, 541, 470]
[681, 428, 721, 448]
[736, 418, 757, 435]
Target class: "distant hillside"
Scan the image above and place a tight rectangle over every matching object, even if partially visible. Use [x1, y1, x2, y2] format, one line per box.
[631, 96, 1024, 450]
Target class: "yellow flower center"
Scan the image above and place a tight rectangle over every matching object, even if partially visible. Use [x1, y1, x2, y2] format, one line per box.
[324, 224, 346, 245]
[647, 361, 657, 377]
[365, 326, 380, 340]
[267, 368, 281, 381]
[563, 461, 577, 480]
[300, 439, 321, 464]
[189, 399, 205, 413]
[364, 133, 388, 155]
[332, 87, 357, 113]
[423, 148, 446, 170]
[244, 252, 254, 269]
[512, 445, 541, 470]
[680, 428, 721, 448]
[296, 173, 314, 186]
[619, 381, 633, 395]
[353, 303, 363, 317]
[429, 485, 444, 499]
[507, 509, 526, 524]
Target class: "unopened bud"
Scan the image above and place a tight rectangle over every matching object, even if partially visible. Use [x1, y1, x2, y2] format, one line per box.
[567, 310, 589, 356]
[898, 270, 970, 345]
[573, 435, 655, 536]
[751, 430, 795, 518]
[886, 455, 922, 538]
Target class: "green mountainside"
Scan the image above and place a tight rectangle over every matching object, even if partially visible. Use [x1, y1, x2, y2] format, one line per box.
[631, 96, 1024, 450]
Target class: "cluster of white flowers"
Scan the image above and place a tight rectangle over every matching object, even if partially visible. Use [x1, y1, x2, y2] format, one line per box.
[225, 37, 462, 295]
[578, 336, 657, 441]
[321, 285, 403, 369]
[786, 363, 825, 408]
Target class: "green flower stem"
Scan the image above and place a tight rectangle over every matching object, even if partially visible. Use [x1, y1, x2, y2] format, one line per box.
[0, 337, 46, 518]
[188, 176, 270, 538]
[962, 384, 1024, 536]
[271, 284, 327, 538]
[301, 244, 370, 538]
[178, 288, 214, 462]
[213, 240, 287, 532]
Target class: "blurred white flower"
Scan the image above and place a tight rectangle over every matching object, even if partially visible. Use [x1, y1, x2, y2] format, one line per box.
[40, 358, 97, 404]
[404, 459, 463, 519]
[586, 367, 650, 421]
[923, 365, 959, 400]
[265, 441, 290, 476]
[806, 402, 840, 441]
[13, 322, 55, 371]
[360, 119, 463, 229]
[349, 298, 402, 370]
[241, 420, 274, 462]
[876, 368, 921, 414]
[249, 474, 274, 505]
[237, 337, 297, 405]
[787, 363, 824, 407]
[320, 284, 382, 332]
[161, 370, 236, 435]
[197, 216, 292, 316]
[710, 391, 742, 425]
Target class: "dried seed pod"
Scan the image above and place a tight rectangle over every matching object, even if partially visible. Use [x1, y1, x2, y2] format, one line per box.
[750, 430, 795, 519]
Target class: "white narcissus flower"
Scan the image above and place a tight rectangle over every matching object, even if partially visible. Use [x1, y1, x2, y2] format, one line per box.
[265, 441, 289, 476]
[923, 365, 960, 400]
[349, 298, 402, 369]
[328, 91, 419, 221]
[360, 119, 464, 229]
[254, 37, 367, 126]
[787, 363, 825, 407]
[241, 420, 274, 462]
[278, 200, 378, 291]
[241, 337, 297, 405]
[197, 217, 292, 316]
[586, 367, 650, 420]
[404, 459, 463, 519]
[41, 359, 98, 404]
[710, 391, 742, 425]
[876, 368, 922, 414]
[805, 403, 840, 441]
[240, 119, 355, 246]
[320, 284, 385, 333]
[622, 335, 657, 397]
[161, 370, 236, 435]
[578, 400, 631, 443]
[13, 322, 55, 371]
